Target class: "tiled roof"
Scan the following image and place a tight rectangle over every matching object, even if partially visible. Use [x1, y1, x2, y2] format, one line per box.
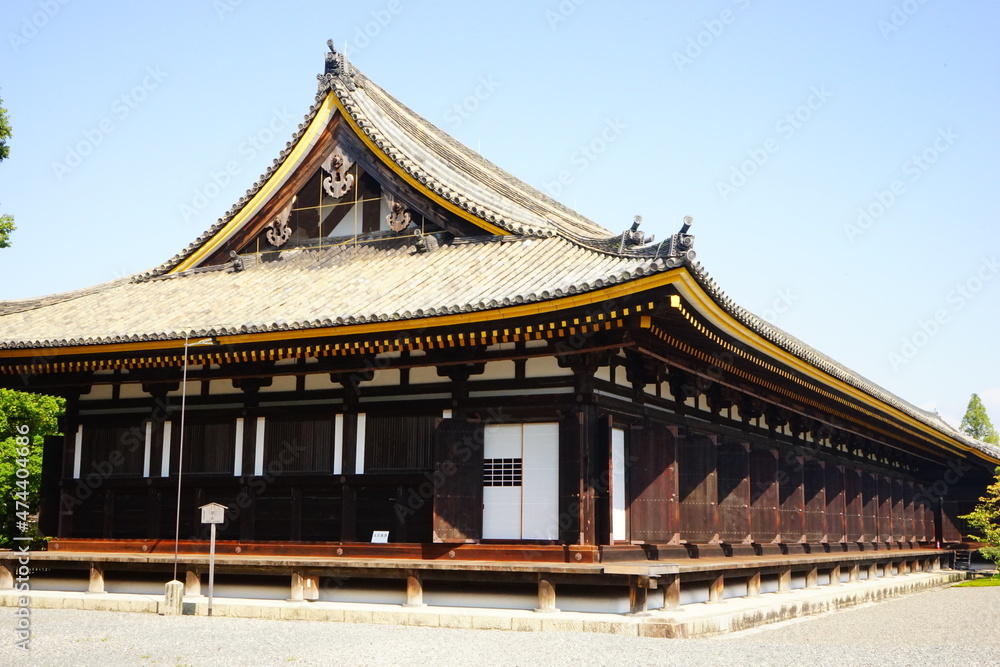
[327, 66, 611, 239]
[685, 261, 1000, 462]
[0, 235, 667, 349]
[149, 45, 613, 278]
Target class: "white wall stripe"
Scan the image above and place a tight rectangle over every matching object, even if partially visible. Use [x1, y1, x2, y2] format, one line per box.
[254, 416, 266, 476]
[142, 422, 152, 478]
[161, 421, 172, 477]
[333, 413, 343, 475]
[233, 418, 244, 476]
[72, 425, 83, 479]
[355, 413, 366, 475]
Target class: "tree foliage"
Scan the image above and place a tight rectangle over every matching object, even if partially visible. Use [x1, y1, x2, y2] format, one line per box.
[960, 466, 1000, 569]
[961, 393, 1000, 445]
[0, 92, 13, 249]
[0, 389, 65, 548]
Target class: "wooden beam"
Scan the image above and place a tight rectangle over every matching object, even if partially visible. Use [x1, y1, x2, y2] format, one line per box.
[536, 575, 557, 613]
[88, 564, 105, 594]
[405, 571, 425, 607]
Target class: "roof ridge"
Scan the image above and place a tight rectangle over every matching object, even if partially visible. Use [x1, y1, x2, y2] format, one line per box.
[685, 261, 1000, 460]
[0, 276, 134, 317]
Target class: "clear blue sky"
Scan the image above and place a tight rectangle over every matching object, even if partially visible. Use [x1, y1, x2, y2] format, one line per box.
[1, 0, 998, 428]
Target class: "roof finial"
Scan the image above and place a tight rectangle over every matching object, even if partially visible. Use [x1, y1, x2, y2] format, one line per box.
[319, 38, 357, 91]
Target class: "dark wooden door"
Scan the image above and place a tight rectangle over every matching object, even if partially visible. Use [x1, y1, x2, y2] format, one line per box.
[677, 434, 717, 543]
[824, 463, 846, 543]
[432, 419, 484, 543]
[628, 423, 677, 543]
[749, 447, 778, 543]
[717, 441, 750, 544]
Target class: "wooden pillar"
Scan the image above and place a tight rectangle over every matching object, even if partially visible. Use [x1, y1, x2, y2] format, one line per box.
[848, 563, 860, 583]
[405, 572, 425, 607]
[290, 569, 319, 602]
[746, 570, 761, 598]
[708, 573, 725, 603]
[185, 569, 201, 596]
[88, 564, 105, 593]
[536, 575, 557, 612]
[0, 562, 14, 589]
[805, 566, 818, 589]
[932, 556, 941, 572]
[829, 564, 842, 586]
[868, 562, 879, 580]
[661, 574, 681, 610]
[778, 567, 791, 593]
[628, 576, 651, 615]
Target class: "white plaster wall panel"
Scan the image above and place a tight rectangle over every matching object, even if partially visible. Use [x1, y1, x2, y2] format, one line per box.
[209, 379, 244, 395]
[259, 375, 298, 393]
[408, 366, 441, 385]
[304, 374, 339, 391]
[365, 369, 401, 387]
[81, 384, 114, 401]
[119, 384, 147, 400]
[524, 356, 573, 378]
[611, 427, 626, 542]
[480, 360, 517, 381]
[521, 422, 560, 540]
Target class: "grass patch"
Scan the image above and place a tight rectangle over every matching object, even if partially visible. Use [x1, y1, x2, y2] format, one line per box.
[954, 577, 1000, 587]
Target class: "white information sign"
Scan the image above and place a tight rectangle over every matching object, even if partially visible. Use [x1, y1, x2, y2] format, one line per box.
[200, 502, 227, 524]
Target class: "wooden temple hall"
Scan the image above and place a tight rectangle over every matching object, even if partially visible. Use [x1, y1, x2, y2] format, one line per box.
[2, 43, 997, 616]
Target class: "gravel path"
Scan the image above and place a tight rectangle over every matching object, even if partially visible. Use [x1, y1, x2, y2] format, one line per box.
[3, 586, 998, 666]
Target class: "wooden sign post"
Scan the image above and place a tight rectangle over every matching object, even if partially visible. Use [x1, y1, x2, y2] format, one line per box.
[199, 502, 227, 617]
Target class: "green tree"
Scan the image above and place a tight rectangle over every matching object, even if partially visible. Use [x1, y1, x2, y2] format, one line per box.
[960, 466, 1000, 571]
[0, 389, 65, 548]
[0, 92, 13, 248]
[961, 393, 1000, 445]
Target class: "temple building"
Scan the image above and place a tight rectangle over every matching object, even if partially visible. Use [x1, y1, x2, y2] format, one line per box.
[1, 43, 996, 620]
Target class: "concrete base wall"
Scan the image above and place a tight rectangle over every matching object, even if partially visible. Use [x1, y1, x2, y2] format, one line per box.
[0, 570, 963, 638]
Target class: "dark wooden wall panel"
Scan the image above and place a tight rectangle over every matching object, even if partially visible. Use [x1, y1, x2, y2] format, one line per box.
[716, 441, 750, 544]
[778, 454, 804, 543]
[941, 501, 963, 543]
[903, 480, 915, 542]
[891, 477, 905, 542]
[877, 475, 893, 543]
[844, 468, 863, 542]
[628, 423, 677, 543]
[749, 447, 778, 543]
[677, 434, 717, 543]
[824, 463, 846, 543]
[861, 472, 877, 542]
[432, 419, 484, 543]
[803, 459, 826, 543]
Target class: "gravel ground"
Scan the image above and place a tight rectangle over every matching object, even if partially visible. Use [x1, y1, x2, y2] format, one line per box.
[3, 586, 998, 666]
